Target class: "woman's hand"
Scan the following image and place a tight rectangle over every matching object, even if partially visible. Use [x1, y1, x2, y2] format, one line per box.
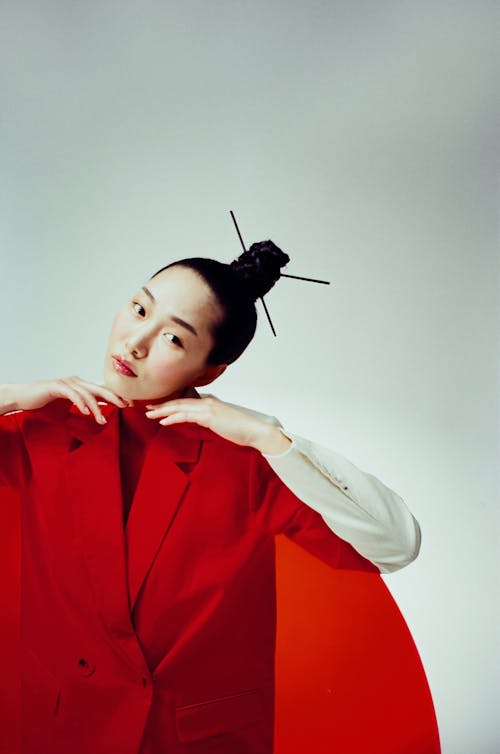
[1, 377, 131, 423]
[145, 395, 292, 454]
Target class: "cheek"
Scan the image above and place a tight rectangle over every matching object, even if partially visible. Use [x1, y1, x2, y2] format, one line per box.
[147, 346, 199, 384]
[110, 311, 130, 340]
[147, 347, 183, 374]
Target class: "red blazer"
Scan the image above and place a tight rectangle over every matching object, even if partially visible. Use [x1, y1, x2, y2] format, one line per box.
[1, 398, 385, 754]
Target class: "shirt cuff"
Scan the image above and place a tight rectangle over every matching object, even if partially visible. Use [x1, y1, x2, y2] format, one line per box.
[260, 429, 296, 459]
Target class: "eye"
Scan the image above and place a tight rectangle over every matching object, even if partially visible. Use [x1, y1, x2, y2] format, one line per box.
[131, 301, 183, 348]
[164, 332, 183, 348]
[132, 301, 145, 316]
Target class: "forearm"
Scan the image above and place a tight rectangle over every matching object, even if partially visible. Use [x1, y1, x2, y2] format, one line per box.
[0, 384, 19, 416]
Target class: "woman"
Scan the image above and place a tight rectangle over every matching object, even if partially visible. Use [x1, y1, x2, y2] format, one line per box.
[1, 241, 421, 754]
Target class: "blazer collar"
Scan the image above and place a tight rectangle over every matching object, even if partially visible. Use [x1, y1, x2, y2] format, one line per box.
[40, 384, 215, 448]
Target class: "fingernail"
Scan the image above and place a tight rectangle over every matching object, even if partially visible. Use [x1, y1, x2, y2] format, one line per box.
[99, 415, 107, 424]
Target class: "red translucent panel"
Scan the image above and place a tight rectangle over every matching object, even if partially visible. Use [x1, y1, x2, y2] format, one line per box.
[274, 535, 440, 753]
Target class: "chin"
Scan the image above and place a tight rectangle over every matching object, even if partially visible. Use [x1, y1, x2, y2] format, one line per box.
[103, 367, 134, 397]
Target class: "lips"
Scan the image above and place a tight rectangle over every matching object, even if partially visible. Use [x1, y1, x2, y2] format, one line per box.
[112, 356, 137, 377]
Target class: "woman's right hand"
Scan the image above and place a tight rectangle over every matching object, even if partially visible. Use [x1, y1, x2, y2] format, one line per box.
[1, 377, 132, 423]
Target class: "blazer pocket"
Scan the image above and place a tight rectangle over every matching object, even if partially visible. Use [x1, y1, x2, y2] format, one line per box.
[20, 646, 62, 716]
[175, 687, 265, 743]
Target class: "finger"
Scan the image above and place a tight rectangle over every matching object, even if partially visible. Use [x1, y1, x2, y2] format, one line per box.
[77, 390, 108, 424]
[62, 381, 107, 424]
[145, 399, 201, 417]
[145, 407, 167, 417]
[146, 406, 190, 419]
[51, 383, 91, 416]
[72, 379, 130, 408]
[159, 413, 190, 426]
[159, 411, 204, 426]
[145, 398, 200, 410]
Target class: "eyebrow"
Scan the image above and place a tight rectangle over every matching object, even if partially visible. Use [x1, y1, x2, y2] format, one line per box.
[141, 286, 199, 337]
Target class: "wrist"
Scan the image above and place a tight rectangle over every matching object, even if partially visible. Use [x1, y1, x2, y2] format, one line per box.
[251, 423, 292, 455]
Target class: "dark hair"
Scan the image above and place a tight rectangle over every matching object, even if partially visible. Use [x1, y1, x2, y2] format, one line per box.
[149, 240, 290, 365]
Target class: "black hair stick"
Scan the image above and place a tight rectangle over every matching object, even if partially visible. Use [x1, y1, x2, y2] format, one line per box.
[229, 210, 278, 336]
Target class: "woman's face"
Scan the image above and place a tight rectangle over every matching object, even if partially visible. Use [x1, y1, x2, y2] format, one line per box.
[103, 265, 227, 405]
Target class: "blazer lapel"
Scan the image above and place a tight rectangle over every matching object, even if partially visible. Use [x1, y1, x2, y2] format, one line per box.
[125, 424, 208, 612]
[61, 398, 214, 644]
[62, 409, 141, 660]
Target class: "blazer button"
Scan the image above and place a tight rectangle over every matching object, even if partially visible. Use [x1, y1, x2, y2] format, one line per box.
[77, 657, 96, 677]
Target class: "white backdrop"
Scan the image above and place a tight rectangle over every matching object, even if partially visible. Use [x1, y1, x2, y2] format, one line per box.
[1, 2, 498, 752]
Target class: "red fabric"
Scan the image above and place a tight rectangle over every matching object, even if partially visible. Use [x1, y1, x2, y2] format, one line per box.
[0, 486, 21, 754]
[0, 401, 440, 754]
[118, 408, 159, 526]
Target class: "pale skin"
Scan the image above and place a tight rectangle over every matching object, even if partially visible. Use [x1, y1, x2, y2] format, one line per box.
[1, 266, 291, 455]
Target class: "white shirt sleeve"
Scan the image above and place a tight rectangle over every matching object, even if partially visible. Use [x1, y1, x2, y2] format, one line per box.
[199, 393, 421, 574]
[261, 427, 421, 574]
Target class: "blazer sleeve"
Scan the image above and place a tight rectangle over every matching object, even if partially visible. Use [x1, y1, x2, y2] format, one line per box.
[0, 411, 29, 490]
[249, 448, 380, 574]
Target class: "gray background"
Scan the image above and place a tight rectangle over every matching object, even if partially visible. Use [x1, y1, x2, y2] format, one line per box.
[2, 2, 498, 751]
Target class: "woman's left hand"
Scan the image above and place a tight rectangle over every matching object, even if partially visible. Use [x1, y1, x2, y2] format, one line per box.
[144, 395, 291, 454]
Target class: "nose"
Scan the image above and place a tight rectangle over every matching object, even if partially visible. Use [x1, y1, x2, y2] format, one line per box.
[125, 328, 150, 358]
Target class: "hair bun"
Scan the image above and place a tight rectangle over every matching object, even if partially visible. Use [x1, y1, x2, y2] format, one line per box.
[229, 240, 290, 301]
